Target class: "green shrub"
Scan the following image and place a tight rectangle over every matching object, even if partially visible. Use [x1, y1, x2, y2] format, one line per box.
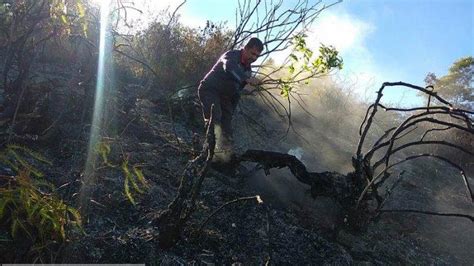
[0, 171, 82, 242]
[0, 144, 82, 244]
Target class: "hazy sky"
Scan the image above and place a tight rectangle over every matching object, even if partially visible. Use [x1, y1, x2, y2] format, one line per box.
[118, 0, 473, 105]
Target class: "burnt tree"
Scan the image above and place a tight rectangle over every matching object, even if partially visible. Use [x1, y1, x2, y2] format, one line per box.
[238, 82, 473, 228]
[156, 82, 473, 248]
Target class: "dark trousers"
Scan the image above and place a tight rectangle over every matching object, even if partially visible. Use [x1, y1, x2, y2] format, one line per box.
[198, 84, 239, 151]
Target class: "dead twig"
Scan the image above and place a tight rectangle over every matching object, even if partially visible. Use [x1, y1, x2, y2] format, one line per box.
[197, 195, 263, 236]
[379, 209, 474, 222]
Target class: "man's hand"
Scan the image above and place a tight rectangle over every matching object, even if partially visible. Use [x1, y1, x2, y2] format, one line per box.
[246, 77, 262, 86]
[241, 86, 254, 95]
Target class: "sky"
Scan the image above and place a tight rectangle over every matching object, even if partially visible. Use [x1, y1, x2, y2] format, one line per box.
[112, 0, 474, 106]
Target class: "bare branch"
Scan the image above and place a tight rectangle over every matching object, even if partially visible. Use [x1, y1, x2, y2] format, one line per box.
[372, 140, 474, 171]
[365, 111, 473, 163]
[357, 153, 473, 207]
[356, 81, 467, 159]
[420, 126, 452, 141]
[379, 209, 474, 222]
[167, 0, 187, 28]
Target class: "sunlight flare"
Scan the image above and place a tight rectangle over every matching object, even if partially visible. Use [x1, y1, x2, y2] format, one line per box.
[80, 0, 112, 211]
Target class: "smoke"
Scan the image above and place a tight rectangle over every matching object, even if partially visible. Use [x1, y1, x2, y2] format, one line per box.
[232, 78, 473, 262]
[288, 147, 304, 161]
[232, 77, 367, 229]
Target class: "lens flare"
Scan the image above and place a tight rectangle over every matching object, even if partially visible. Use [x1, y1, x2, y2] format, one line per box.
[79, 0, 111, 211]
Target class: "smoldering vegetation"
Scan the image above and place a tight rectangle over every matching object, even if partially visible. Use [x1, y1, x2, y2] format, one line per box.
[231, 75, 474, 263]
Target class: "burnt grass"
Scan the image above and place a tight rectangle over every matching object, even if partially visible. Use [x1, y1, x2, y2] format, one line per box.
[0, 83, 472, 264]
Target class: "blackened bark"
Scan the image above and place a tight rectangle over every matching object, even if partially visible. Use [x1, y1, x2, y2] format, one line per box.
[238, 150, 354, 202]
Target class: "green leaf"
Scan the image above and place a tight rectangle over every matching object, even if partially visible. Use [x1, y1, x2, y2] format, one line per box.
[124, 176, 136, 205]
[11, 218, 31, 239]
[0, 197, 12, 219]
[288, 64, 295, 74]
[280, 84, 292, 98]
[60, 14, 68, 24]
[67, 207, 82, 227]
[8, 144, 52, 165]
[133, 167, 149, 189]
[11, 219, 19, 238]
[77, 2, 86, 18]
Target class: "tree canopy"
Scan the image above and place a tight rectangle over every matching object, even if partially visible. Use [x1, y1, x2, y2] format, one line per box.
[425, 56, 473, 108]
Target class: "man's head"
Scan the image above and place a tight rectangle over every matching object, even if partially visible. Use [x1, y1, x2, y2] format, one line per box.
[242, 37, 263, 64]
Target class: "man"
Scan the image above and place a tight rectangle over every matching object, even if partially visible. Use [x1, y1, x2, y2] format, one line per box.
[198, 37, 263, 163]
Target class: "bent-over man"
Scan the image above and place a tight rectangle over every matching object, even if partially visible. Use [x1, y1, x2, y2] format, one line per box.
[198, 37, 263, 163]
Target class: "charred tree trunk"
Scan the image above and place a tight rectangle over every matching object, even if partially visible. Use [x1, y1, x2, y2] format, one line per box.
[238, 150, 354, 200]
[237, 150, 371, 229]
[155, 155, 211, 248]
[155, 116, 215, 249]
